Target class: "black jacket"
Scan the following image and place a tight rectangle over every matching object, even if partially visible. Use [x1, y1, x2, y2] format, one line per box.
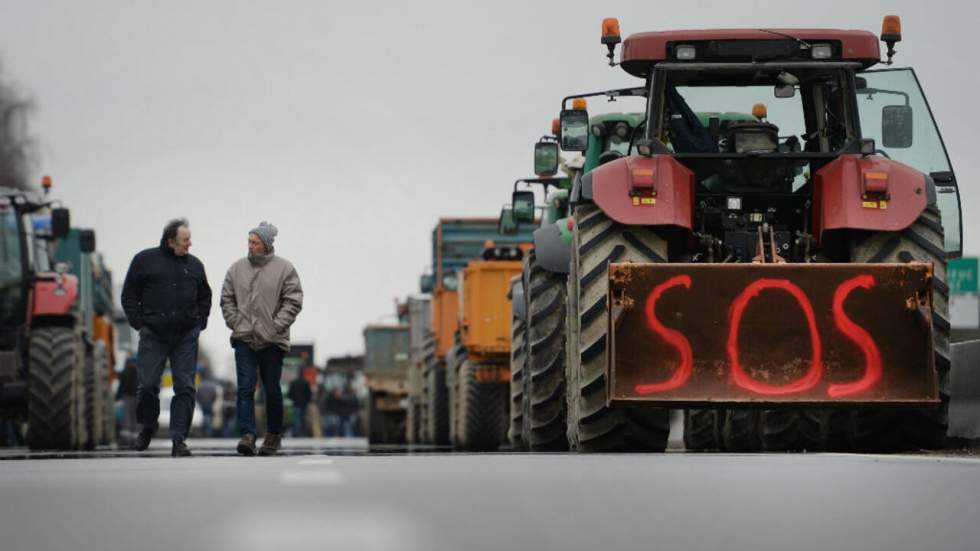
[121, 244, 212, 336]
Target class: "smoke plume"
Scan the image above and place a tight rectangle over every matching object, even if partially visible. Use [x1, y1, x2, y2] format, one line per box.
[0, 61, 36, 190]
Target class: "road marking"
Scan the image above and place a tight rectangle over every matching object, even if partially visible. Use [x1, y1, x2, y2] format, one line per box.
[280, 469, 344, 486]
[297, 458, 335, 466]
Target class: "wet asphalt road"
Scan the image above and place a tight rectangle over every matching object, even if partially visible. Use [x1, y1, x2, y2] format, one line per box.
[2, 438, 980, 551]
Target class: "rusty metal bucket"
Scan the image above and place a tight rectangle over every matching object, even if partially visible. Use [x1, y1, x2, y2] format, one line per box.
[606, 262, 938, 407]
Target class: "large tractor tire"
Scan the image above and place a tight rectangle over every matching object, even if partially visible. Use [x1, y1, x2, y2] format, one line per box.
[406, 362, 421, 445]
[27, 327, 83, 450]
[83, 342, 107, 449]
[525, 250, 569, 451]
[846, 204, 950, 451]
[418, 333, 438, 443]
[100, 350, 115, 447]
[566, 204, 671, 452]
[683, 409, 722, 451]
[366, 391, 385, 445]
[508, 283, 528, 449]
[457, 359, 509, 451]
[721, 410, 762, 452]
[425, 363, 450, 445]
[446, 338, 467, 448]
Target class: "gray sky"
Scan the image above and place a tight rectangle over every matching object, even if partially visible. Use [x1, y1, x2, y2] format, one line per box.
[1, 0, 977, 379]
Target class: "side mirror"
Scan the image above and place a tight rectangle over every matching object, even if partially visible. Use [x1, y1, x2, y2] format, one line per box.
[854, 76, 868, 91]
[79, 229, 96, 254]
[51, 208, 70, 238]
[419, 274, 434, 294]
[511, 190, 536, 224]
[559, 109, 590, 152]
[534, 142, 560, 177]
[497, 207, 518, 236]
[774, 84, 796, 98]
[882, 105, 913, 148]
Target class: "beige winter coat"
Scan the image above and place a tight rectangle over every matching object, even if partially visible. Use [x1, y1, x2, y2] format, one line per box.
[220, 254, 303, 352]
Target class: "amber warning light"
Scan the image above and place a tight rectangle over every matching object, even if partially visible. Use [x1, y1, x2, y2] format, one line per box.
[41, 175, 53, 193]
[601, 18, 622, 66]
[551, 118, 560, 136]
[572, 98, 588, 110]
[881, 15, 902, 64]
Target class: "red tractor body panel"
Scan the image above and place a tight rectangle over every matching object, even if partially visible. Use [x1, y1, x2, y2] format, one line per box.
[31, 273, 78, 318]
[621, 29, 880, 76]
[591, 155, 695, 230]
[813, 155, 927, 240]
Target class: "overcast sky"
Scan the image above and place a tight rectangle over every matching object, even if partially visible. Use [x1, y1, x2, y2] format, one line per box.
[1, 0, 976, 379]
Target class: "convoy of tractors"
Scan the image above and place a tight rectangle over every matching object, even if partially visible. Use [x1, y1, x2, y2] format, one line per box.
[1, 16, 971, 454]
[364, 16, 973, 453]
[0, 178, 119, 449]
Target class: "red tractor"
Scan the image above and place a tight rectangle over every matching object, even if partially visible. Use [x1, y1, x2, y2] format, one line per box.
[0, 182, 96, 449]
[555, 16, 963, 452]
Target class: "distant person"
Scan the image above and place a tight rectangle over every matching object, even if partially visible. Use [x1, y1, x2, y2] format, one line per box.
[288, 376, 312, 437]
[116, 357, 139, 441]
[220, 382, 238, 438]
[121, 218, 212, 457]
[197, 377, 218, 438]
[221, 222, 303, 456]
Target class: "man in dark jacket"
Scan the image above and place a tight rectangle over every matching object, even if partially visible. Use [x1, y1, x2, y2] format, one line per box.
[287, 376, 312, 437]
[121, 218, 212, 457]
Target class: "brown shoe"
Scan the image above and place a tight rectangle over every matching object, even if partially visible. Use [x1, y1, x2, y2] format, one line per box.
[237, 433, 257, 456]
[258, 433, 281, 456]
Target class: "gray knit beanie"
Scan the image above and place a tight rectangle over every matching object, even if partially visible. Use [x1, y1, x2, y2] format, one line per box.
[249, 221, 278, 252]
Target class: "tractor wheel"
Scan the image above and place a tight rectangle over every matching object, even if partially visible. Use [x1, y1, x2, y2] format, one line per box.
[419, 333, 438, 443]
[83, 342, 107, 449]
[525, 249, 569, 451]
[446, 337, 467, 448]
[847, 204, 950, 451]
[721, 409, 762, 452]
[27, 327, 82, 450]
[425, 362, 449, 445]
[406, 362, 419, 445]
[100, 348, 115, 446]
[508, 274, 528, 449]
[566, 204, 670, 452]
[366, 391, 386, 445]
[683, 409, 722, 451]
[759, 410, 823, 452]
[458, 359, 509, 451]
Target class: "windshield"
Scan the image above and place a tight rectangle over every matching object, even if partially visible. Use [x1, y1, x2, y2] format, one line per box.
[656, 68, 854, 156]
[0, 208, 25, 327]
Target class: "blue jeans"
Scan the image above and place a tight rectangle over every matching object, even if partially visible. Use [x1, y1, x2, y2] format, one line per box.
[234, 341, 284, 436]
[293, 403, 308, 437]
[136, 326, 200, 440]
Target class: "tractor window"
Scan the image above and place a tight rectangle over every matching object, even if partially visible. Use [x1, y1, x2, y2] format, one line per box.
[857, 68, 962, 255]
[0, 209, 25, 327]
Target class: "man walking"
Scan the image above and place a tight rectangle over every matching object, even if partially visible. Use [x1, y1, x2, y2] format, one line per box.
[121, 218, 212, 457]
[221, 222, 303, 456]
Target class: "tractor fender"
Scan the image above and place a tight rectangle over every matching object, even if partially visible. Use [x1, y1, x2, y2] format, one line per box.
[31, 273, 78, 320]
[583, 155, 695, 230]
[508, 275, 526, 322]
[532, 224, 570, 274]
[813, 154, 928, 239]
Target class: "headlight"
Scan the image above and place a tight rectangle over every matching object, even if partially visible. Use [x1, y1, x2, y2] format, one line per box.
[811, 44, 832, 60]
[676, 45, 696, 60]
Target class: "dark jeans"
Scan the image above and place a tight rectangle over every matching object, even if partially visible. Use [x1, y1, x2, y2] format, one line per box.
[234, 341, 284, 436]
[293, 402, 309, 437]
[136, 326, 200, 441]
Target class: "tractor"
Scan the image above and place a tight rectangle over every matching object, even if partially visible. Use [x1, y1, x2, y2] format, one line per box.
[0, 180, 112, 449]
[550, 16, 964, 452]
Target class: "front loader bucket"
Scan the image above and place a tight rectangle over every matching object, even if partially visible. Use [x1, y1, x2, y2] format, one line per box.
[607, 262, 938, 407]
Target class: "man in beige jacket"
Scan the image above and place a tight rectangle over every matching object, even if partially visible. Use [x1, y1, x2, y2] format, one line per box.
[221, 222, 303, 456]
